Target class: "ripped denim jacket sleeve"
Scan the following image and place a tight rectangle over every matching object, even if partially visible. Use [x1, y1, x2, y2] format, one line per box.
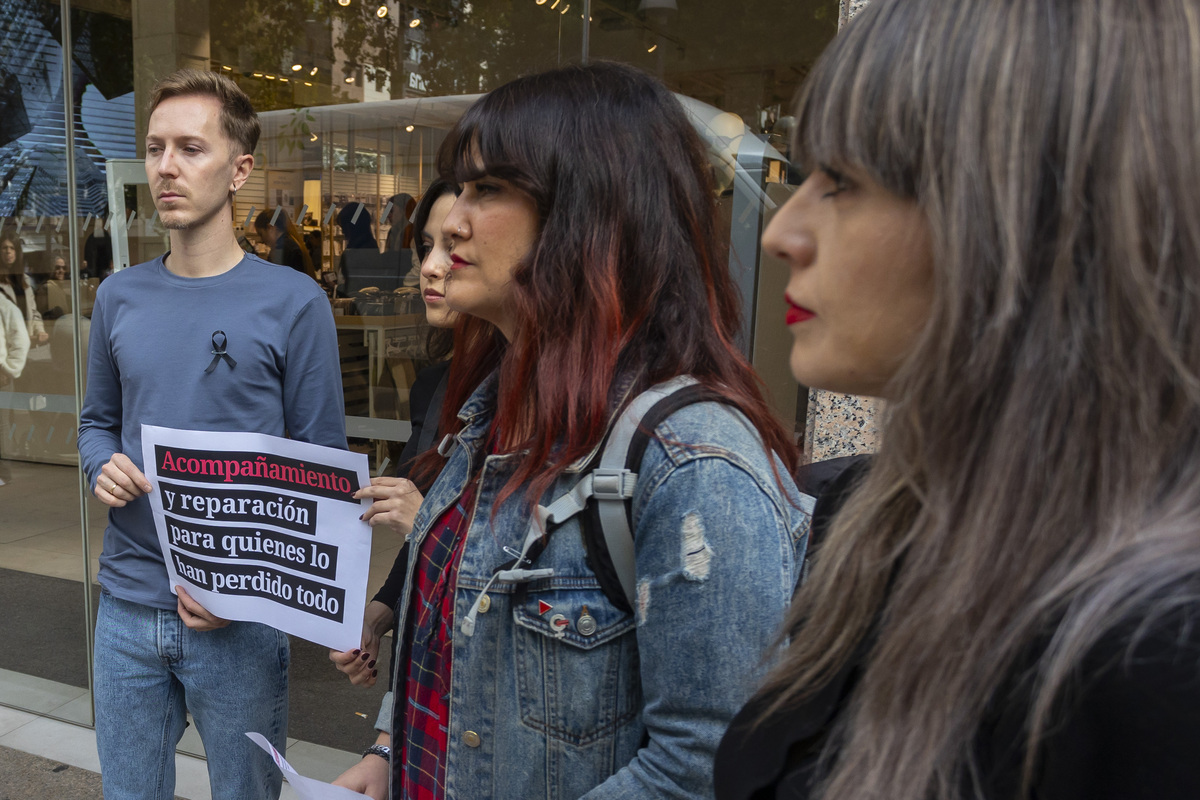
[577, 406, 808, 799]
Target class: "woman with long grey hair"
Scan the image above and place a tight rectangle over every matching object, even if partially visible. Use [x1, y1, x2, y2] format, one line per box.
[714, 1, 1200, 798]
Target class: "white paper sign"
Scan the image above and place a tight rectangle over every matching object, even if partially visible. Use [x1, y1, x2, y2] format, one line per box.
[141, 425, 372, 651]
[246, 732, 372, 800]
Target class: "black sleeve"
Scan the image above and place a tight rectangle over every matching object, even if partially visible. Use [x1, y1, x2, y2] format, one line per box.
[1033, 606, 1200, 799]
[370, 360, 452, 612]
[394, 360, 451, 480]
[797, 454, 872, 498]
[393, 429, 424, 481]
[371, 542, 410, 611]
[802, 456, 871, 569]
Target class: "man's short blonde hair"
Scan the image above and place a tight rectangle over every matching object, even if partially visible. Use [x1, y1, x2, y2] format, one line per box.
[148, 69, 260, 157]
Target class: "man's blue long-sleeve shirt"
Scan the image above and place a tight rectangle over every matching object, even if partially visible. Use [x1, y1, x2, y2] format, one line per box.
[78, 254, 347, 609]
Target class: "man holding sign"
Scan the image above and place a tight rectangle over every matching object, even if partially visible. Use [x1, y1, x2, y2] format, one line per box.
[78, 70, 346, 800]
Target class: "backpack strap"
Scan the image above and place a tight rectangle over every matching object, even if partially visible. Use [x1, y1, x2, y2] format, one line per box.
[587, 376, 730, 611]
[499, 376, 729, 622]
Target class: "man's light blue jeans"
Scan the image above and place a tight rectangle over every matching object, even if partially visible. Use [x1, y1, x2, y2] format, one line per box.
[94, 588, 289, 799]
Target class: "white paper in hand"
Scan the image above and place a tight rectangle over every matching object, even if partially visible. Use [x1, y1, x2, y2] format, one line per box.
[246, 732, 371, 800]
[141, 425, 372, 652]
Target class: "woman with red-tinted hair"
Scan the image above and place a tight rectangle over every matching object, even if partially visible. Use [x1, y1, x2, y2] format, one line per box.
[334, 61, 808, 800]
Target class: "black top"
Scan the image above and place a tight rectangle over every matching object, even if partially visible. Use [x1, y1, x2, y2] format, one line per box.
[370, 359, 451, 612]
[716, 604, 1200, 799]
[393, 359, 451, 481]
[974, 608, 1200, 799]
[714, 465, 1200, 800]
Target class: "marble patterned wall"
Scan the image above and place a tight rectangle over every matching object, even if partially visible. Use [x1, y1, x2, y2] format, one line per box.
[844, 0, 872, 21]
[803, 0, 882, 463]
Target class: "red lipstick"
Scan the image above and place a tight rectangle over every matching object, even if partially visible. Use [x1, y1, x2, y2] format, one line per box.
[450, 254, 469, 270]
[786, 296, 815, 325]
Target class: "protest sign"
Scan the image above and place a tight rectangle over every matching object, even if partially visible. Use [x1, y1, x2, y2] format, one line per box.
[141, 424, 371, 651]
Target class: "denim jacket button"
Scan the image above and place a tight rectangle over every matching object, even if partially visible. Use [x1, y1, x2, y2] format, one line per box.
[477, 594, 491, 613]
[462, 730, 482, 748]
[577, 611, 597, 637]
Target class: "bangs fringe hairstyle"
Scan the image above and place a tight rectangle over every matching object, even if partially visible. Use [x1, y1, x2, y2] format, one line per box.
[760, 1, 1200, 798]
[411, 178, 455, 266]
[421, 61, 797, 512]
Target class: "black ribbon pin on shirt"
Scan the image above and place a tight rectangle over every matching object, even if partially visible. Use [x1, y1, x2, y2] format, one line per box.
[205, 330, 237, 374]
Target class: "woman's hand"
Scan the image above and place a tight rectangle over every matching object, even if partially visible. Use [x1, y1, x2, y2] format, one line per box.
[332, 733, 391, 800]
[329, 600, 394, 687]
[355, 477, 424, 537]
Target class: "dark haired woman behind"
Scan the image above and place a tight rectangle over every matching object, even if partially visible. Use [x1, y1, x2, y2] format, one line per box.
[334, 62, 807, 800]
[715, 1, 1200, 798]
[329, 177, 464, 688]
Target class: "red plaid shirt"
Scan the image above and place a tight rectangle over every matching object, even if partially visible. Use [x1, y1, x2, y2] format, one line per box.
[397, 482, 478, 800]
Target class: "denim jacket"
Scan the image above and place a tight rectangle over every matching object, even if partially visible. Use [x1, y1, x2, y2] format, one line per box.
[388, 375, 812, 799]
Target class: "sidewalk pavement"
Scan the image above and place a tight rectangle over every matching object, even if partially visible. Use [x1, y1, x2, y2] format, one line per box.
[0, 744, 131, 800]
[0, 680, 352, 799]
[0, 729, 311, 800]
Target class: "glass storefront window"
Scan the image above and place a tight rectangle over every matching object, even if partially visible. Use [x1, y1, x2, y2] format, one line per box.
[0, 0, 116, 729]
[0, 0, 836, 777]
